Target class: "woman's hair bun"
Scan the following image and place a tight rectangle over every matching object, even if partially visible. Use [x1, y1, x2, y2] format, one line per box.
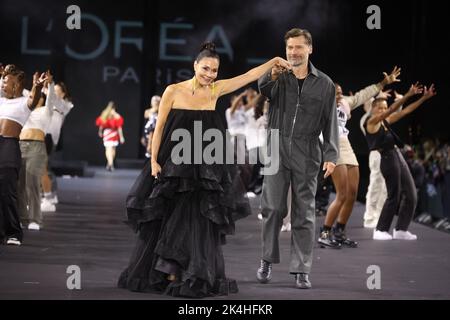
[195, 41, 220, 62]
[200, 42, 216, 53]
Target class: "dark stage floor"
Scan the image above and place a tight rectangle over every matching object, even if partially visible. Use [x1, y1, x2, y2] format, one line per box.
[1, 168, 449, 300]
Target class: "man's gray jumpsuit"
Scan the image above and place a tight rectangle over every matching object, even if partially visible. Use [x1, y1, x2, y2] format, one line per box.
[258, 61, 339, 274]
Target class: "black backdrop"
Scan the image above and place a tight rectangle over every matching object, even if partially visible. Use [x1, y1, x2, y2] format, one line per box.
[1, 0, 448, 169]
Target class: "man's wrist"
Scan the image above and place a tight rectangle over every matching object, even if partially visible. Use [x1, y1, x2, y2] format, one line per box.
[271, 71, 279, 81]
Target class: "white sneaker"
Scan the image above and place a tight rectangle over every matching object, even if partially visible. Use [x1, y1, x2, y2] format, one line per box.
[6, 238, 21, 246]
[281, 222, 291, 232]
[364, 220, 378, 228]
[393, 229, 417, 240]
[257, 213, 263, 220]
[41, 199, 56, 212]
[246, 191, 257, 198]
[373, 230, 392, 240]
[28, 222, 40, 231]
[49, 194, 58, 204]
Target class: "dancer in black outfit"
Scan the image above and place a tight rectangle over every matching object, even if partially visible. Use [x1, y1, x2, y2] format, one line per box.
[365, 83, 436, 240]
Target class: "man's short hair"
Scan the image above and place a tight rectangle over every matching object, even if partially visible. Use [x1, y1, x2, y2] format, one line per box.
[284, 28, 313, 46]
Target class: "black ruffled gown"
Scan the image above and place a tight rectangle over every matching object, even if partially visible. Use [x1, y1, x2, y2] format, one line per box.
[118, 109, 251, 298]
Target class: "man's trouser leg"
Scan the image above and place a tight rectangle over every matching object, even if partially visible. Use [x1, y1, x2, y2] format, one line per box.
[283, 187, 292, 226]
[261, 162, 291, 263]
[289, 151, 318, 274]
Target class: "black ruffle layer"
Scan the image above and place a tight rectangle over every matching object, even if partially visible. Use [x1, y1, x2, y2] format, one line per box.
[119, 109, 251, 298]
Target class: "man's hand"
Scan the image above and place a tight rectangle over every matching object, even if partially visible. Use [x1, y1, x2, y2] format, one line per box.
[271, 58, 291, 81]
[323, 162, 336, 178]
[271, 64, 284, 80]
[275, 57, 292, 71]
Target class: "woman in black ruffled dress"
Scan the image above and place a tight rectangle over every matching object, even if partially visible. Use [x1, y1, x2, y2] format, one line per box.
[118, 42, 291, 298]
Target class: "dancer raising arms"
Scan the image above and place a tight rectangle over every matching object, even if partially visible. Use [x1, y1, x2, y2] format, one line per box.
[0, 65, 47, 245]
[365, 83, 437, 240]
[318, 67, 401, 249]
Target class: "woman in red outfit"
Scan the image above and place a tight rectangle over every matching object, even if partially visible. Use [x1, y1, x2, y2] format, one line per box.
[95, 101, 125, 171]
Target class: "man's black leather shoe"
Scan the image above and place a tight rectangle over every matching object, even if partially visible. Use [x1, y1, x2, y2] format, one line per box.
[295, 273, 311, 289]
[256, 259, 272, 283]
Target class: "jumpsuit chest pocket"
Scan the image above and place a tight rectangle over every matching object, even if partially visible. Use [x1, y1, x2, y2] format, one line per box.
[298, 94, 323, 123]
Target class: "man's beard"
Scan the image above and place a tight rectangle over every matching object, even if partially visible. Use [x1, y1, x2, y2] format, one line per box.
[288, 57, 304, 67]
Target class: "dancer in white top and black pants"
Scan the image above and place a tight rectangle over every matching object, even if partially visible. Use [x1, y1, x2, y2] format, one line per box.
[0, 64, 47, 245]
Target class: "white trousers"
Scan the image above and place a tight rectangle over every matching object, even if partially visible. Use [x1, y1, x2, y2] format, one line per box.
[363, 150, 387, 225]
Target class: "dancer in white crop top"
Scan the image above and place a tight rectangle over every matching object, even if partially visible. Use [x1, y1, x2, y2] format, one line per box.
[0, 64, 48, 246]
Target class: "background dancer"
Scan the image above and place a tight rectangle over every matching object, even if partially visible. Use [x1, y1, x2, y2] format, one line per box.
[318, 67, 401, 249]
[40, 82, 74, 211]
[96, 102, 125, 171]
[359, 90, 401, 228]
[365, 83, 436, 240]
[0, 64, 47, 245]
[141, 95, 160, 160]
[245, 94, 268, 197]
[17, 71, 55, 231]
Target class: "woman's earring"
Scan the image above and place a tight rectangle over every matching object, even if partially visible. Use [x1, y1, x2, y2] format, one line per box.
[192, 76, 196, 96]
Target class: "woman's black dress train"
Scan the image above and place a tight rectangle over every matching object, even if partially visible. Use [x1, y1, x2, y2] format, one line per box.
[118, 109, 251, 298]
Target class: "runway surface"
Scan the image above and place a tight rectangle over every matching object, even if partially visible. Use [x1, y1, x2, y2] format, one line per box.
[1, 168, 449, 300]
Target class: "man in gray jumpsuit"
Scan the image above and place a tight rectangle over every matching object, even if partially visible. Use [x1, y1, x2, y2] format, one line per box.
[256, 28, 339, 289]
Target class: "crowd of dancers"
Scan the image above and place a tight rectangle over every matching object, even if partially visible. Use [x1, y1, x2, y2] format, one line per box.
[0, 65, 73, 245]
